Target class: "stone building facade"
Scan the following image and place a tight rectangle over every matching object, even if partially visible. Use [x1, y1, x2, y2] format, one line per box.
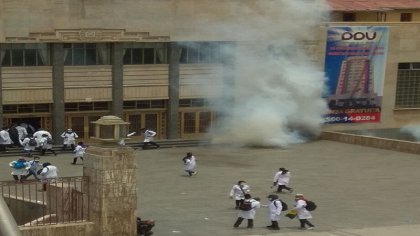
[1, 0, 420, 142]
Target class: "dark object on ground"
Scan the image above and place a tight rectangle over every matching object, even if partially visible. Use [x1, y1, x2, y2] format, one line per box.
[137, 217, 155, 236]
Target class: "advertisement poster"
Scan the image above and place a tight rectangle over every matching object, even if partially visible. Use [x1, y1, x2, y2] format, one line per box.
[324, 26, 388, 124]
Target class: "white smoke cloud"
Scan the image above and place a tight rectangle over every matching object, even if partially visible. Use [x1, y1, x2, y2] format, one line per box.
[201, 0, 331, 147]
[401, 124, 420, 141]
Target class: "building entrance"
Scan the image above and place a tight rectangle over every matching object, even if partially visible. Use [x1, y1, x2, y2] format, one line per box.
[127, 113, 160, 139]
[180, 111, 213, 139]
[10, 118, 41, 135]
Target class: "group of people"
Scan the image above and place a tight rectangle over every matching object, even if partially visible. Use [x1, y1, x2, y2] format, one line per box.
[1, 126, 88, 164]
[229, 168, 315, 231]
[0, 126, 80, 155]
[9, 156, 58, 191]
[179, 151, 315, 231]
[2, 125, 161, 153]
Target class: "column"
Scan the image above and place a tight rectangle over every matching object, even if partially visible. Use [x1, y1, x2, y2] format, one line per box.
[84, 146, 137, 236]
[167, 42, 180, 139]
[51, 43, 65, 143]
[111, 43, 124, 117]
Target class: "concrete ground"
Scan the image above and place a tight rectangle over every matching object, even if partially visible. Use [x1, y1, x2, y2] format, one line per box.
[1, 140, 420, 236]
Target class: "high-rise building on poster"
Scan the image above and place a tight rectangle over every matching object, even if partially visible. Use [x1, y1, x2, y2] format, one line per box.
[324, 26, 388, 123]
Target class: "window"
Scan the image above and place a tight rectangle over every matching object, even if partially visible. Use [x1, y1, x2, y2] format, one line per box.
[179, 42, 223, 64]
[179, 99, 208, 107]
[64, 43, 109, 65]
[88, 116, 100, 137]
[64, 102, 110, 112]
[395, 63, 420, 108]
[0, 44, 49, 67]
[34, 104, 50, 112]
[123, 43, 167, 64]
[123, 101, 136, 109]
[183, 112, 196, 133]
[2, 104, 51, 114]
[128, 115, 142, 135]
[199, 112, 211, 133]
[400, 13, 412, 22]
[123, 100, 165, 109]
[343, 13, 356, 22]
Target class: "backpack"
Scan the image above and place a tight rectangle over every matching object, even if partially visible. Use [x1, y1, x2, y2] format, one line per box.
[305, 200, 317, 211]
[13, 161, 26, 169]
[238, 201, 253, 211]
[28, 138, 37, 146]
[47, 138, 53, 144]
[273, 200, 288, 211]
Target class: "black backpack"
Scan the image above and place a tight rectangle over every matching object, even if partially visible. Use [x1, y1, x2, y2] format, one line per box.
[47, 138, 53, 144]
[238, 201, 253, 211]
[274, 200, 288, 211]
[28, 138, 37, 146]
[305, 200, 317, 211]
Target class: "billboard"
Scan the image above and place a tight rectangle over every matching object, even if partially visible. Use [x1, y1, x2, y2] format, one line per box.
[324, 26, 389, 124]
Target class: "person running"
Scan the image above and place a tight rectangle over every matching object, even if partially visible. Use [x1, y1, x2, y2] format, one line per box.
[20, 134, 37, 157]
[182, 152, 197, 176]
[293, 193, 315, 230]
[9, 157, 29, 183]
[39, 162, 58, 191]
[61, 128, 78, 151]
[272, 167, 293, 193]
[266, 194, 283, 230]
[25, 156, 43, 180]
[0, 126, 13, 152]
[72, 142, 86, 165]
[39, 134, 57, 156]
[33, 128, 52, 150]
[230, 180, 250, 209]
[140, 128, 160, 149]
[233, 194, 261, 229]
[16, 123, 28, 141]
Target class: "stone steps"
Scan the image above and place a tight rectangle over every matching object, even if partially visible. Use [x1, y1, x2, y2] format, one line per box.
[0, 139, 210, 157]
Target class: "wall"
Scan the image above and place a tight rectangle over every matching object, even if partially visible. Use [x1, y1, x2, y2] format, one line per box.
[1, 64, 223, 104]
[20, 222, 94, 236]
[1, 67, 52, 104]
[0, 0, 318, 42]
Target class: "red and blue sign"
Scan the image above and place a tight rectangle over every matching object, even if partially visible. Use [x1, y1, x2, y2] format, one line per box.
[324, 26, 388, 124]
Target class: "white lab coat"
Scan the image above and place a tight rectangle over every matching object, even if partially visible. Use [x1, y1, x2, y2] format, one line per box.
[33, 130, 52, 147]
[294, 199, 312, 219]
[61, 131, 78, 145]
[0, 130, 12, 145]
[40, 165, 58, 183]
[9, 161, 29, 176]
[27, 160, 42, 173]
[16, 126, 28, 140]
[268, 199, 283, 221]
[73, 145, 86, 158]
[238, 199, 261, 219]
[273, 171, 291, 185]
[20, 138, 36, 151]
[183, 156, 196, 171]
[143, 130, 156, 142]
[230, 184, 250, 200]
[39, 137, 53, 150]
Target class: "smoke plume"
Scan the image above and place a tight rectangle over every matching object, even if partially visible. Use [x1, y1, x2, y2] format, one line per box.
[206, 0, 330, 147]
[401, 124, 420, 141]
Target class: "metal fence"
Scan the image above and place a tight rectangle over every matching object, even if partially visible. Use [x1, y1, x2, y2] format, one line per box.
[0, 176, 89, 226]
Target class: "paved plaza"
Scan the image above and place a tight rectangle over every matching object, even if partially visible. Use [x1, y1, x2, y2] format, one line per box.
[1, 140, 420, 236]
